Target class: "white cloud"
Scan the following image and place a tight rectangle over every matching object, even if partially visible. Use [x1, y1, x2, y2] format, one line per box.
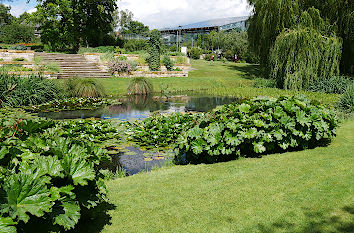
[117, 0, 252, 29]
[27, 8, 37, 14]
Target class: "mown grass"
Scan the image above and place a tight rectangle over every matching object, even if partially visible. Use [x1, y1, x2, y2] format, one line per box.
[100, 120, 354, 233]
[94, 60, 339, 106]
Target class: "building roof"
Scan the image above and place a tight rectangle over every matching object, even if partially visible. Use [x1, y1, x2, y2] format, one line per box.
[160, 16, 249, 31]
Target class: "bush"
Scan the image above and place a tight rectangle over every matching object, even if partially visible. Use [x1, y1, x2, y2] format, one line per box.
[204, 53, 216, 61]
[306, 76, 353, 94]
[175, 96, 338, 164]
[339, 83, 354, 112]
[254, 78, 277, 88]
[127, 77, 154, 95]
[109, 60, 135, 74]
[65, 78, 105, 98]
[0, 73, 59, 107]
[78, 46, 115, 54]
[9, 45, 28, 51]
[169, 44, 177, 52]
[175, 56, 188, 64]
[188, 47, 202, 60]
[0, 115, 118, 232]
[123, 39, 148, 52]
[162, 56, 174, 71]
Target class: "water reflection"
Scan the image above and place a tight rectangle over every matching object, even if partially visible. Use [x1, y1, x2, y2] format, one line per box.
[38, 94, 239, 120]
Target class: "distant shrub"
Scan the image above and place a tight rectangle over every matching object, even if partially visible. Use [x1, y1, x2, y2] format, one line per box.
[339, 83, 354, 112]
[109, 60, 136, 74]
[188, 47, 202, 60]
[175, 96, 338, 164]
[123, 39, 148, 52]
[78, 46, 115, 54]
[254, 78, 277, 88]
[127, 77, 154, 95]
[307, 76, 353, 94]
[100, 52, 115, 62]
[12, 58, 26, 61]
[147, 30, 161, 71]
[175, 56, 188, 64]
[115, 47, 126, 54]
[169, 44, 177, 52]
[163, 55, 174, 71]
[204, 53, 216, 61]
[65, 78, 105, 98]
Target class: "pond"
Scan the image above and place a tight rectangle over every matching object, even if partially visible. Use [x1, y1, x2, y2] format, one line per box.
[38, 94, 239, 120]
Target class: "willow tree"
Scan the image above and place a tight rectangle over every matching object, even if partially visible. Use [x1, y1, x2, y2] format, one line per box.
[270, 9, 342, 90]
[247, 0, 354, 75]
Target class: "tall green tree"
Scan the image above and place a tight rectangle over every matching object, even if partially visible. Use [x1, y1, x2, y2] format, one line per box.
[0, 3, 12, 27]
[247, 0, 354, 75]
[34, 0, 117, 52]
[147, 30, 161, 71]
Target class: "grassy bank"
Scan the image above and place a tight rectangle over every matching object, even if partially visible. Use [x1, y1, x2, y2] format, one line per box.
[100, 120, 354, 233]
[94, 60, 339, 106]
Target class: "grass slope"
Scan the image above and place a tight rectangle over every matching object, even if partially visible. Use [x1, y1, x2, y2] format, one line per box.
[102, 120, 354, 233]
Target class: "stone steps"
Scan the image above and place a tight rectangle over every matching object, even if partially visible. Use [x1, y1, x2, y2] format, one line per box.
[35, 52, 110, 79]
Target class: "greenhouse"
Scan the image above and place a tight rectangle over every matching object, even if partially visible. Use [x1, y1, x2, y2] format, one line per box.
[160, 16, 249, 46]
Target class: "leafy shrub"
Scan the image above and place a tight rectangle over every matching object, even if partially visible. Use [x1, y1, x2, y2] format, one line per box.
[339, 82, 354, 112]
[123, 39, 148, 52]
[65, 78, 105, 98]
[188, 47, 202, 60]
[175, 56, 188, 64]
[127, 113, 198, 149]
[0, 64, 33, 72]
[34, 57, 61, 73]
[175, 96, 338, 164]
[254, 78, 277, 88]
[169, 44, 177, 52]
[0, 73, 59, 107]
[114, 47, 126, 54]
[12, 58, 26, 61]
[0, 116, 119, 231]
[306, 76, 353, 94]
[127, 77, 154, 95]
[100, 52, 115, 62]
[204, 53, 216, 61]
[9, 45, 28, 51]
[162, 56, 174, 71]
[109, 60, 133, 74]
[78, 46, 115, 54]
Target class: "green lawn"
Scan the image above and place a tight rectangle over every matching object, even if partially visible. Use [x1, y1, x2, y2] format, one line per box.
[97, 60, 257, 96]
[98, 120, 354, 233]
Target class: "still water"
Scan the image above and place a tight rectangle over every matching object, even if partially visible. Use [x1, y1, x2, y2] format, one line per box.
[38, 94, 239, 120]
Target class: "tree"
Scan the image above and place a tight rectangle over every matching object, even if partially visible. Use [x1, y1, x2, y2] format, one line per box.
[34, 0, 117, 52]
[0, 3, 12, 28]
[122, 20, 149, 36]
[247, 0, 354, 75]
[147, 30, 161, 71]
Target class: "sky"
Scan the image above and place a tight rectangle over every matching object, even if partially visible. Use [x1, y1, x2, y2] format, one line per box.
[5, 0, 252, 29]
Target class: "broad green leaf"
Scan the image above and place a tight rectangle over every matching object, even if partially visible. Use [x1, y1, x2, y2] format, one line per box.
[0, 217, 16, 233]
[296, 111, 310, 126]
[0, 147, 9, 160]
[253, 142, 266, 153]
[239, 104, 251, 113]
[2, 172, 53, 223]
[53, 201, 80, 230]
[36, 156, 63, 177]
[61, 153, 95, 186]
[191, 139, 206, 155]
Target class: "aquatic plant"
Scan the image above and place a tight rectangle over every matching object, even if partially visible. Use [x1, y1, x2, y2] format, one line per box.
[65, 78, 105, 98]
[127, 77, 154, 95]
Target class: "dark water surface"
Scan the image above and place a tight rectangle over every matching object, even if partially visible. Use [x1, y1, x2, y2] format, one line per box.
[38, 94, 239, 120]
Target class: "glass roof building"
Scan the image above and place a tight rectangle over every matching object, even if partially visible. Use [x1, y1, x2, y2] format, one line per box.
[160, 16, 249, 46]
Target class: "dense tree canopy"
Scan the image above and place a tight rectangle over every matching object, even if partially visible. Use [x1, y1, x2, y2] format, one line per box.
[247, 0, 354, 75]
[34, 0, 117, 52]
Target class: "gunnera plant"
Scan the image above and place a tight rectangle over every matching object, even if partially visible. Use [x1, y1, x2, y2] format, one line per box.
[65, 78, 105, 98]
[127, 77, 154, 95]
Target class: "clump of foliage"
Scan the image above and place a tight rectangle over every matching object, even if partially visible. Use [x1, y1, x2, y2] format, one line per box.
[78, 46, 115, 54]
[0, 73, 59, 107]
[0, 64, 33, 73]
[339, 83, 354, 112]
[108, 59, 137, 74]
[127, 113, 199, 149]
[147, 30, 161, 71]
[123, 39, 148, 52]
[174, 56, 187, 64]
[34, 57, 61, 73]
[0, 112, 119, 232]
[9, 45, 28, 50]
[23, 97, 120, 112]
[307, 76, 353, 94]
[127, 77, 154, 95]
[175, 96, 338, 164]
[12, 58, 26, 62]
[270, 9, 342, 90]
[162, 55, 174, 71]
[188, 47, 202, 60]
[65, 78, 105, 98]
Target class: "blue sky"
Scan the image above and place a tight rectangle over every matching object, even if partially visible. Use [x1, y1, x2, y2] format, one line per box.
[5, 0, 37, 16]
[5, 0, 252, 29]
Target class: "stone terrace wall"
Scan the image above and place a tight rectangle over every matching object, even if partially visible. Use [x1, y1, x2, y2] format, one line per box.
[0, 50, 34, 62]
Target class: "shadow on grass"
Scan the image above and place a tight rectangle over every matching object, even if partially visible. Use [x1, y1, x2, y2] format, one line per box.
[225, 63, 261, 80]
[70, 201, 116, 233]
[257, 205, 354, 233]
